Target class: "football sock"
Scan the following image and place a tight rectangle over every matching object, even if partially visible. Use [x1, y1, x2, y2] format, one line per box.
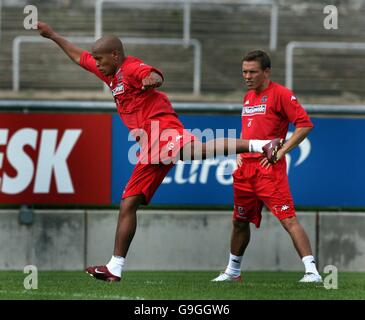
[106, 255, 125, 277]
[302, 255, 319, 275]
[224, 253, 242, 277]
[249, 140, 271, 153]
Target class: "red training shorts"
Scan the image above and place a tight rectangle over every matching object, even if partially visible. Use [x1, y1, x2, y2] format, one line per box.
[233, 157, 296, 228]
[122, 114, 195, 204]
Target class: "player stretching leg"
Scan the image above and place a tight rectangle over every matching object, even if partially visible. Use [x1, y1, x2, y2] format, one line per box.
[37, 22, 283, 282]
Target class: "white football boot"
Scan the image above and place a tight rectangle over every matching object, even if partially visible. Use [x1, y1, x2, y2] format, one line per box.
[211, 272, 242, 282]
[299, 273, 323, 283]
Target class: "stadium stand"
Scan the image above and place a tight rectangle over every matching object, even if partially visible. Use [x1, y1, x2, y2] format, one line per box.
[1, 0, 365, 99]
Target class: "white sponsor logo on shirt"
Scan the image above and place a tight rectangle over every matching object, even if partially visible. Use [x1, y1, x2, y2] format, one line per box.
[111, 83, 125, 96]
[241, 105, 266, 116]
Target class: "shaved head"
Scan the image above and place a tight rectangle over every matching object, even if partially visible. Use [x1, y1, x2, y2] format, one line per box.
[91, 36, 125, 76]
[92, 35, 124, 55]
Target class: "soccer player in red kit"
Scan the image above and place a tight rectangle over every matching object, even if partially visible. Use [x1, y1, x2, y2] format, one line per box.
[37, 22, 283, 282]
[212, 50, 322, 283]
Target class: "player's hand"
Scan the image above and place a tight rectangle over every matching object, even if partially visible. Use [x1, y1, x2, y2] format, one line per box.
[260, 156, 271, 169]
[142, 72, 162, 90]
[260, 149, 285, 169]
[261, 138, 284, 168]
[37, 21, 55, 39]
[236, 154, 243, 167]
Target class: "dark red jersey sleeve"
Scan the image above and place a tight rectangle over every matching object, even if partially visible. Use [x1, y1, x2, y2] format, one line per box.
[79, 51, 110, 84]
[124, 60, 164, 88]
[279, 88, 313, 128]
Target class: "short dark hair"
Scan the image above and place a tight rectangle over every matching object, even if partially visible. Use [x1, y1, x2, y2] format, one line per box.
[243, 50, 271, 70]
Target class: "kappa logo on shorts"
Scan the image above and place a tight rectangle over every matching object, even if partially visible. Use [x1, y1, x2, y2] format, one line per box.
[274, 205, 290, 215]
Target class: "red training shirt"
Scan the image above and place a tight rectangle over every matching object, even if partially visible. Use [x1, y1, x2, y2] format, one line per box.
[79, 51, 177, 131]
[241, 80, 313, 159]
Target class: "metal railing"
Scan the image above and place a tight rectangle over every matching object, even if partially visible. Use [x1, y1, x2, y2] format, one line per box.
[2, 100, 365, 116]
[285, 41, 365, 90]
[12, 36, 202, 94]
[95, 0, 278, 51]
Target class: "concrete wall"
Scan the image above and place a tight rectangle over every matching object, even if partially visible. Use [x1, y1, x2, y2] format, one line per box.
[0, 209, 364, 271]
[0, 210, 85, 270]
[319, 212, 365, 272]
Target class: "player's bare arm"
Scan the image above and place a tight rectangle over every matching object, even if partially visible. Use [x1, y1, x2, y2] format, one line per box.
[37, 21, 83, 64]
[142, 72, 163, 90]
[260, 126, 312, 169]
[237, 131, 243, 167]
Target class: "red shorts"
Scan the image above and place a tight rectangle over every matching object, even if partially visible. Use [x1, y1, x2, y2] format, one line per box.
[122, 114, 195, 204]
[133, 114, 195, 165]
[233, 157, 296, 228]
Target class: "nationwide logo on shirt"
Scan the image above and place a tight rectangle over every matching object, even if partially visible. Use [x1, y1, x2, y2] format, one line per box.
[241, 104, 266, 116]
[111, 83, 125, 96]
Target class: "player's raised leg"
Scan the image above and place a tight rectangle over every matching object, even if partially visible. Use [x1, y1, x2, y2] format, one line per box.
[179, 138, 284, 162]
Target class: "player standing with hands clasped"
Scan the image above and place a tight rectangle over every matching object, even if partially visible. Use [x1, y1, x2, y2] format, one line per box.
[212, 50, 322, 283]
[37, 23, 283, 282]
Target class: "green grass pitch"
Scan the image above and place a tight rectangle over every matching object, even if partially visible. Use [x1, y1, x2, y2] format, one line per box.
[0, 271, 364, 300]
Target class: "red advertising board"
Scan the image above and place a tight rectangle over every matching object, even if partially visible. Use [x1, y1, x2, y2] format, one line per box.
[0, 113, 111, 204]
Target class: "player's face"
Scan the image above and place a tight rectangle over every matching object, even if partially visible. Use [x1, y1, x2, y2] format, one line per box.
[92, 51, 118, 76]
[242, 60, 270, 92]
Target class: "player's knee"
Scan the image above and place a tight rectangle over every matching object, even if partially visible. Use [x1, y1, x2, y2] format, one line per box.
[233, 219, 249, 232]
[120, 197, 141, 215]
[120, 205, 135, 218]
[280, 216, 298, 231]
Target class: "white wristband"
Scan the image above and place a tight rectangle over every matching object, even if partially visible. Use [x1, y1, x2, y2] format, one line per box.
[249, 140, 271, 153]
